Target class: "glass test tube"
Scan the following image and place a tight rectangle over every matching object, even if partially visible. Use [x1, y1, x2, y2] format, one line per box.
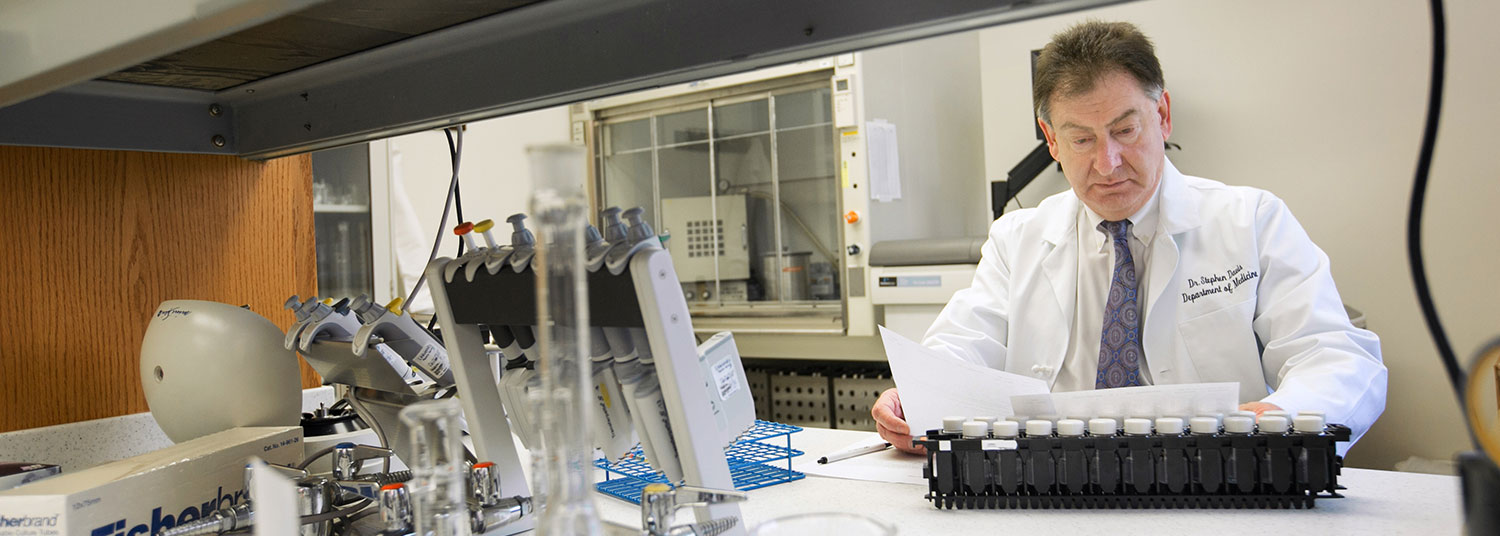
[528, 144, 604, 535]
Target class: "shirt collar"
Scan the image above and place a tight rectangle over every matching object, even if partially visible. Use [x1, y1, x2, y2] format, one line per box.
[1080, 170, 1164, 253]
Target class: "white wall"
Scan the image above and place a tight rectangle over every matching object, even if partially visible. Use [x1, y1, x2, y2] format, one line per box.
[862, 32, 992, 242]
[384, 106, 571, 310]
[978, 0, 1500, 469]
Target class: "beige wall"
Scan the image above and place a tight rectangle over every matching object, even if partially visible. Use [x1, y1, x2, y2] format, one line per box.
[978, 0, 1500, 469]
[390, 106, 571, 245]
[384, 106, 572, 309]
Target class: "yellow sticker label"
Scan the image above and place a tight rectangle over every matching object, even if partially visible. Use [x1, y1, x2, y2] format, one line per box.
[841, 160, 850, 188]
[599, 382, 611, 407]
[842, 130, 859, 137]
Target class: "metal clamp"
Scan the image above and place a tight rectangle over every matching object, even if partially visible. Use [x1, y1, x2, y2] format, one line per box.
[639, 484, 746, 536]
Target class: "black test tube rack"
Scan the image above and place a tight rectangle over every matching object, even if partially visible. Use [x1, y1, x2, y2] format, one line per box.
[914, 423, 1350, 509]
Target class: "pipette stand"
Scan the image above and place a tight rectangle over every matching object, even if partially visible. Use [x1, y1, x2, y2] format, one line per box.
[427, 235, 745, 535]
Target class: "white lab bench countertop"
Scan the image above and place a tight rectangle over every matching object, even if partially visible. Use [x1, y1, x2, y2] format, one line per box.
[590, 427, 1465, 535]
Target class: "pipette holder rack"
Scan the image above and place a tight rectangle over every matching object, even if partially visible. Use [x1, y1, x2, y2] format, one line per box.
[426, 229, 747, 534]
[915, 424, 1351, 509]
[295, 338, 436, 476]
[595, 420, 806, 504]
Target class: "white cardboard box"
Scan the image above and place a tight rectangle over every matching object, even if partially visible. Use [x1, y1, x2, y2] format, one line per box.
[0, 426, 302, 536]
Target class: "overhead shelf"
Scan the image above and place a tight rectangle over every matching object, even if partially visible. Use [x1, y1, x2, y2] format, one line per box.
[0, 0, 1125, 159]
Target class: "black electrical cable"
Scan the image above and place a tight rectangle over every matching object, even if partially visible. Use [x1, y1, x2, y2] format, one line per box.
[1406, 0, 1465, 402]
[446, 127, 466, 257]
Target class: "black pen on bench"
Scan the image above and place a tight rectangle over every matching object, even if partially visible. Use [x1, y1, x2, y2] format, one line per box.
[817, 442, 894, 464]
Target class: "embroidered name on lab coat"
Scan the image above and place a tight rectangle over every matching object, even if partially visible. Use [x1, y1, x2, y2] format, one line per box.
[1181, 264, 1258, 304]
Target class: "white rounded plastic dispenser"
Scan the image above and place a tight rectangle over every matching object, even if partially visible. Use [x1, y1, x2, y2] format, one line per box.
[140, 300, 300, 443]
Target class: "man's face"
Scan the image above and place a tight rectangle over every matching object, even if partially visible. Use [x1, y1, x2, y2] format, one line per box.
[1038, 70, 1172, 221]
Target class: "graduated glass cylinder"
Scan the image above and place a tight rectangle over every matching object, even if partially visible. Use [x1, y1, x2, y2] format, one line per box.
[528, 144, 603, 535]
[399, 398, 470, 536]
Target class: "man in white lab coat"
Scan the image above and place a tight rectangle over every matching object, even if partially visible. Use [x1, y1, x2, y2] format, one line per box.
[872, 20, 1385, 454]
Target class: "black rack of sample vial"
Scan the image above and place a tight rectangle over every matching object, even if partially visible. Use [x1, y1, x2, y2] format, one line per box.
[914, 420, 1350, 510]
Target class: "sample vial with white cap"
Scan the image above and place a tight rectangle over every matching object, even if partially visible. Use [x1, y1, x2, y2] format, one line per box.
[1190, 417, 1220, 435]
[1056, 419, 1086, 437]
[962, 421, 990, 439]
[1088, 418, 1118, 436]
[1293, 414, 1326, 434]
[942, 416, 967, 435]
[1297, 410, 1327, 419]
[1223, 415, 1256, 435]
[1259, 415, 1291, 434]
[1123, 418, 1153, 436]
[1261, 410, 1290, 420]
[1025, 420, 1054, 438]
[1155, 417, 1185, 435]
[993, 420, 1020, 439]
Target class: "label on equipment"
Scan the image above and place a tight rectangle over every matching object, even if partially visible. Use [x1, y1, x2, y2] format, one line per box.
[375, 344, 417, 380]
[712, 355, 740, 400]
[414, 344, 450, 378]
[898, 275, 941, 287]
[981, 439, 1018, 450]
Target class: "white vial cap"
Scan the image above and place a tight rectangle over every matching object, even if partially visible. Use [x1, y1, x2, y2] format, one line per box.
[1231, 410, 1257, 419]
[1124, 418, 1153, 436]
[1294, 415, 1326, 434]
[942, 416, 967, 433]
[1297, 410, 1327, 419]
[1199, 413, 1225, 426]
[1057, 419, 1086, 437]
[962, 421, 989, 439]
[973, 416, 999, 425]
[993, 420, 1020, 438]
[1088, 418, 1118, 436]
[1025, 419, 1053, 437]
[1261, 410, 1290, 420]
[1223, 416, 1255, 434]
[1155, 417, 1185, 435]
[1190, 417, 1219, 435]
[1259, 415, 1290, 433]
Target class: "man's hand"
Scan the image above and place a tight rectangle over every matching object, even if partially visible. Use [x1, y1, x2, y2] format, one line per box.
[1238, 401, 1283, 417]
[872, 387, 925, 455]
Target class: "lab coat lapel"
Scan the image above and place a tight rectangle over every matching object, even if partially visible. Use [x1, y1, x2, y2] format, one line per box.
[1037, 196, 1079, 378]
[1144, 159, 1201, 367]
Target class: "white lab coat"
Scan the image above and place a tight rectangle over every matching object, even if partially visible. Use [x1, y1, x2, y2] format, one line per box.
[923, 158, 1386, 444]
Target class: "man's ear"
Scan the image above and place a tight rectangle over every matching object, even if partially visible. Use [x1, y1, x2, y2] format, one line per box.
[1038, 118, 1061, 161]
[1158, 88, 1173, 141]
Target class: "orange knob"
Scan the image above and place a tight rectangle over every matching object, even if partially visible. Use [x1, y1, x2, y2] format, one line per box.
[844, 210, 860, 224]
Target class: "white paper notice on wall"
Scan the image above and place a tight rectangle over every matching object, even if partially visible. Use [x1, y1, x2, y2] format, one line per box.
[866, 119, 902, 202]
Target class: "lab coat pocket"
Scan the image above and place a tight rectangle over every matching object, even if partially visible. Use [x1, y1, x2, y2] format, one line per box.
[1177, 297, 1262, 393]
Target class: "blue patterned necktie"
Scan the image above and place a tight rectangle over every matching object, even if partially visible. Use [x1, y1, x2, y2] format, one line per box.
[1097, 219, 1144, 389]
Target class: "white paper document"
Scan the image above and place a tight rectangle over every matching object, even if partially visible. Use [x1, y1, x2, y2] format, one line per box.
[879, 326, 1049, 434]
[794, 433, 928, 487]
[1009, 382, 1240, 420]
[866, 119, 902, 202]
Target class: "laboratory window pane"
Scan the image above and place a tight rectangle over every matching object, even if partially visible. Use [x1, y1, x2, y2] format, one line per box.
[657, 144, 711, 200]
[774, 88, 832, 129]
[776, 177, 841, 301]
[776, 125, 836, 183]
[314, 214, 374, 300]
[311, 144, 373, 301]
[714, 135, 772, 189]
[602, 152, 655, 224]
[657, 109, 709, 145]
[713, 100, 770, 138]
[605, 119, 652, 154]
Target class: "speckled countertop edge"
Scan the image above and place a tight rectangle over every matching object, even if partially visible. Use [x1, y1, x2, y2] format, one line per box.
[0, 386, 335, 472]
